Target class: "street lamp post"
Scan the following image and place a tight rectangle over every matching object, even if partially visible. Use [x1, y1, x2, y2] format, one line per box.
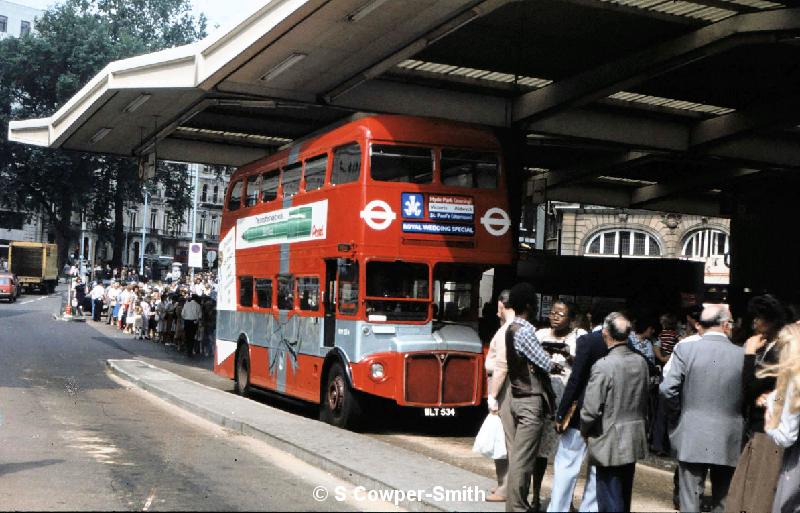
[140, 188, 149, 277]
[190, 164, 200, 281]
[124, 207, 132, 267]
[79, 211, 86, 282]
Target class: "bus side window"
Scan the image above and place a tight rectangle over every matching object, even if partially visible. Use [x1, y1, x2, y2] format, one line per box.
[440, 149, 498, 189]
[304, 155, 327, 192]
[331, 143, 361, 185]
[277, 275, 294, 310]
[245, 174, 260, 207]
[227, 180, 243, 211]
[239, 276, 253, 307]
[255, 278, 272, 308]
[298, 277, 320, 311]
[261, 169, 279, 202]
[282, 163, 302, 197]
[371, 145, 433, 184]
[337, 260, 359, 315]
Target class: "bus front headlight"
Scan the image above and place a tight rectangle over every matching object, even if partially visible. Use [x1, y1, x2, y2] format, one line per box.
[370, 362, 385, 380]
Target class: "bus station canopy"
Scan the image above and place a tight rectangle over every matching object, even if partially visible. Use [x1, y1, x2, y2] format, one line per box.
[9, 0, 800, 216]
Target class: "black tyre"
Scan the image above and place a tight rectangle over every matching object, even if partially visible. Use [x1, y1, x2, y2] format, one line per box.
[234, 343, 251, 396]
[320, 361, 364, 430]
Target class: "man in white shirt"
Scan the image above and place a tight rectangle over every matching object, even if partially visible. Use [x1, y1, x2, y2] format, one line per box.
[90, 282, 105, 322]
[181, 295, 203, 357]
[192, 278, 205, 296]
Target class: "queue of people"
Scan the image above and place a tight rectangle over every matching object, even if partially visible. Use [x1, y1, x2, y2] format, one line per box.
[73, 271, 218, 359]
[481, 286, 800, 513]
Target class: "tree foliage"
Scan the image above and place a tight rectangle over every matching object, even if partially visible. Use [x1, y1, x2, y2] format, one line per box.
[0, 0, 206, 267]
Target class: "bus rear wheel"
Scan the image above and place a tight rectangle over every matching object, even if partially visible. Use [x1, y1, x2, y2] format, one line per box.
[320, 362, 363, 430]
[234, 344, 251, 397]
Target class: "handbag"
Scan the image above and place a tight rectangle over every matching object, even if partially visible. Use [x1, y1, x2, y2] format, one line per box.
[472, 413, 507, 459]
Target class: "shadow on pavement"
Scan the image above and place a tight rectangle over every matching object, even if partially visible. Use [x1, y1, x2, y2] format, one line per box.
[0, 459, 64, 476]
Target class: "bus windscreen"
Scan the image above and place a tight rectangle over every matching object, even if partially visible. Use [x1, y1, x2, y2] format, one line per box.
[365, 261, 429, 321]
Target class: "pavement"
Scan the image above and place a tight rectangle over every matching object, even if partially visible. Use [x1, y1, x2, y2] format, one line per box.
[107, 359, 500, 513]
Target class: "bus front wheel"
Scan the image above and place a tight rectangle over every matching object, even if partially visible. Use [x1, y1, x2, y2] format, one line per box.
[234, 344, 251, 397]
[321, 362, 363, 430]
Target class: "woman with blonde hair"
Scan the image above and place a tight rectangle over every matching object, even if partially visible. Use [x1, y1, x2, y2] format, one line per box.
[761, 323, 800, 513]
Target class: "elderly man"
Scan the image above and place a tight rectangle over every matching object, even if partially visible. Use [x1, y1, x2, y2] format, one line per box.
[580, 312, 649, 512]
[660, 304, 744, 513]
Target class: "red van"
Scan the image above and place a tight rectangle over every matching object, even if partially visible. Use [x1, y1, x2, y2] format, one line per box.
[0, 273, 20, 303]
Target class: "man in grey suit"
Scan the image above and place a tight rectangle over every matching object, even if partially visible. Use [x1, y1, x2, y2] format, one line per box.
[660, 304, 744, 513]
[581, 312, 649, 512]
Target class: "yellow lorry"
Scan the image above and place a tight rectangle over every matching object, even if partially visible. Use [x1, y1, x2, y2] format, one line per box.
[9, 242, 59, 293]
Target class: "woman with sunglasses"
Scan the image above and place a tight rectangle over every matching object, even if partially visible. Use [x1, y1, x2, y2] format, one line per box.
[532, 300, 586, 511]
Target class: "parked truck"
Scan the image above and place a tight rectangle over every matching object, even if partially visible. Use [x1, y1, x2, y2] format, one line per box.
[9, 242, 59, 293]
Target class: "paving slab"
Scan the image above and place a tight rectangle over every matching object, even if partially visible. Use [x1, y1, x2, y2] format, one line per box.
[107, 359, 504, 512]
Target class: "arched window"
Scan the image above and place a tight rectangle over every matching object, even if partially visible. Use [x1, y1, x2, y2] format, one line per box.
[212, 185, 219, 204]
[682, 228, 729, 259]
[201, 183, 208, 203]
[585, 229, 662, 257]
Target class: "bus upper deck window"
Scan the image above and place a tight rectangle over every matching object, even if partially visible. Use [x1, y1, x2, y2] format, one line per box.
[282, 163, 302, 197]
[331, 143, 361, 185]
[245, 175, 260, 207]
[440, 150, 498, 188]
[304, 155, 327, 192]
[261, 170, 279, 202]
[371, 145, 433, 184]
[227, 180, 243, 211]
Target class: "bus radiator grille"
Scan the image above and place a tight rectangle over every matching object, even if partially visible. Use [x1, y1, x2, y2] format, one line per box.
[404, 353, 477, 405]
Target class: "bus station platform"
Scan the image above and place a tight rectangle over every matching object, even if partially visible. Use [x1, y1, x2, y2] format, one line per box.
[106, 358, 503, 513]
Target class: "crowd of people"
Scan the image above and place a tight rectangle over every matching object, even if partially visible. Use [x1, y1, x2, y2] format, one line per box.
[482, 285, 799, 513]
[70, 266, 218, 359]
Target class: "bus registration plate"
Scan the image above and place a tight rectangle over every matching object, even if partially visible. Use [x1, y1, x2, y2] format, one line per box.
[423, 407, 456, 417]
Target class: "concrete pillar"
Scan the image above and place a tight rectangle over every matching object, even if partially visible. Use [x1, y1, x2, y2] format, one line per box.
[493, 128, 526, 294]
[729, 173, 800, 316]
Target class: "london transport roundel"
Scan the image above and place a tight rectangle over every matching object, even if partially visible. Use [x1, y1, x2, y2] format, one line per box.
[360, 200, 397, 230]
[480, 207, 511, 236]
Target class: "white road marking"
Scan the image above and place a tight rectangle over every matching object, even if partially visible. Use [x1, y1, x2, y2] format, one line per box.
[142, 487, 157, 511]
[63, 430, 133, 466]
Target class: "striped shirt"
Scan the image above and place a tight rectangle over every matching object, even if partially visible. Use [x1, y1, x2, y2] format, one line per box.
[512, 317, 552, 372]
[658, 329, 679, 357]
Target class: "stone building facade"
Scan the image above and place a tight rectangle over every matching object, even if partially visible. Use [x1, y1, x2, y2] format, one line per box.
[551, 204, 730, 285]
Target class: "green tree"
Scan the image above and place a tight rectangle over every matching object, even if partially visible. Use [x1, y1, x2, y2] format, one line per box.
[0, 0, 206, 269]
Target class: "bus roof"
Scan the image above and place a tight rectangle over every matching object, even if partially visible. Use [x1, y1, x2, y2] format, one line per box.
[231, 115, 500, 180]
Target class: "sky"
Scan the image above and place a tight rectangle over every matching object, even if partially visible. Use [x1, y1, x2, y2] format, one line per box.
[11, 0, 266, 33]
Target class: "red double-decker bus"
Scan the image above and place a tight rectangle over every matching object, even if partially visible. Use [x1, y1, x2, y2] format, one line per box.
[214, 115, 513, 428]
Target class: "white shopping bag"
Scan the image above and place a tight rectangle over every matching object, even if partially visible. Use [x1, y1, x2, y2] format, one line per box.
[472, 413, 507, 459]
